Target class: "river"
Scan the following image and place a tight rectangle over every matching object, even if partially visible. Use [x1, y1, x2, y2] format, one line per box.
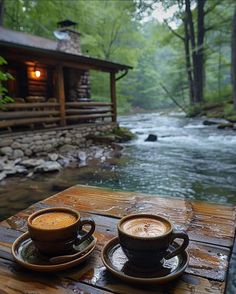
[117, 112, 236, 204]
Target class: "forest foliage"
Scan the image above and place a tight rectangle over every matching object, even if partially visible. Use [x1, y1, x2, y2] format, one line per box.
[1, 0, 236, 114]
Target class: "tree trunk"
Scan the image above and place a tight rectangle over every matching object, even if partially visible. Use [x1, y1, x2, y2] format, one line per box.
[218, 31, 222, 99]
[185, 0, 198, 104]
[232, 5, 236, 111]
[183, 11, 194, 104]
[0, 0, 4, 26]
[195, 0, 205, 103]
[185, 0, 206, 104]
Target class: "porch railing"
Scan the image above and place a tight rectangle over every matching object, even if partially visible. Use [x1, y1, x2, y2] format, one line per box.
[0, 100, 114, 131]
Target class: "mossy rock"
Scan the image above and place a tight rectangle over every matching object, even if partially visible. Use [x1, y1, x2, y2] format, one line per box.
[226, 115, 236, 123]
[217, 123, 234, 129]
[112, 127, 136, 142]
[206, 110, 224, 118]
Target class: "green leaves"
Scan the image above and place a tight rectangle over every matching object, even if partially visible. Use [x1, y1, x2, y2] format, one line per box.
[2, 0, 233, 112]
[0, 56, 14, 108]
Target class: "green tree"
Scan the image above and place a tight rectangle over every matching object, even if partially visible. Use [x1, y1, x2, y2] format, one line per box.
[0, 56, 13, 108]
[232, 5, 236, 111]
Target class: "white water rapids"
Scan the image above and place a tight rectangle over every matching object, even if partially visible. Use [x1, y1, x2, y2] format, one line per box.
[115, 112, 236, 204]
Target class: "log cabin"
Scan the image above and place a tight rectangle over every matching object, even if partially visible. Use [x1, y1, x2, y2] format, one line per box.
[0, 21, 132, 133]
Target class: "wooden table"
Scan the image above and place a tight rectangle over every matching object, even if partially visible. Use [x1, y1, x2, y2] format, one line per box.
[0, 185, 235, 293]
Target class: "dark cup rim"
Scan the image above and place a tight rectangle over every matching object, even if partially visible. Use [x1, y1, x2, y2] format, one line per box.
[118, 213, 173, 240]
[27, 207, 80, 232]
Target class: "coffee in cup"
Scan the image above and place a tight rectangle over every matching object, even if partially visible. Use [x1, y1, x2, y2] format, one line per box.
[31, 211, 77, 230]
[118, 214, 189, 267]
[121, 216, 171, 238]
[27, 207, 95, 256]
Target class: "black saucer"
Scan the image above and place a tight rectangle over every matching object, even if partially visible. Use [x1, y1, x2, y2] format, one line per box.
[101, 237, 189, 285]
[12, 231, 96, 272]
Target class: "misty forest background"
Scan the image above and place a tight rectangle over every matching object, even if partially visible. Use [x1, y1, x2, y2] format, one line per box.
[1, 0, 236, 118]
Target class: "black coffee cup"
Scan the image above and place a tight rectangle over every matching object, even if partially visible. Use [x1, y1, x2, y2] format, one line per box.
[27, 207, 95, 256]
[117, 214, 189, 267]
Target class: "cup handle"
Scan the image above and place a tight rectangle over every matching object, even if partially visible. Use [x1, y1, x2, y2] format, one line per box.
[75, 217, 95, 245]
[165, 229, 189, 260]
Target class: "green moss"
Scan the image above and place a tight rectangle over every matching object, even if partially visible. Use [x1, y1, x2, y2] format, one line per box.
[112, 127, 136, 142]
[226, 115, 236, 122]
[206, 109, 224, 118]
[186, 104, 203, 117]
[186, 101, 236, 121]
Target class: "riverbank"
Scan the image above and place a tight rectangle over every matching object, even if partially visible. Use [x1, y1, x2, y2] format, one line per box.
[187, 101, 236, 122]
[0, 125, 135, 220]
[0, 144, 124, 220]
[0, 124, 135, 182]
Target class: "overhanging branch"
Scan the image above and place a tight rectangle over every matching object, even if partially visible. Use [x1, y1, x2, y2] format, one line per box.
[164, 20, 185, 41]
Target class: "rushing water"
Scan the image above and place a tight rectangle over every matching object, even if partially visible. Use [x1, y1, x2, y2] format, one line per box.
[96, 112, 236, 204]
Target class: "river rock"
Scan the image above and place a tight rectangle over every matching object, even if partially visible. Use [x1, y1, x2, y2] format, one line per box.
[0, 138, 13, 148]
[57, 157, 70, 167]
[34, 135, 42, 141]
[145, 134, 158, 142]
[59, 144, 77, 153]
[94, 148, 104, 159]
[21, 137, 33, 144]
[0, 147, 13, 156]
[48, 153, 59, 161]
[15, 165, 28, 174]
[13, 149, 24, 159]
[34, 161, 62, 173]
[0, 157, 7, 171]
[0, 172, 7, 181]
[217, 123, 234, 129]
[11, 142, 22, 149]
[25, 149, 33, 156]
[3, 163, 27, 175]
[26, 171, 34, 178]
[64, 137, 72, 144]
[203, 120, 219, 125]
[14, 158, 22, 165]
[78, 151, 87, 162]
[21, 159, 45, 168]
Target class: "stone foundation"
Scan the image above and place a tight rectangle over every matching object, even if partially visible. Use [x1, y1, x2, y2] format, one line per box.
[0, 123, 117, 160]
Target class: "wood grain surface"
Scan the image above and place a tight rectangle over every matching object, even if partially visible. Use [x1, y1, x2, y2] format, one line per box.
[0, 185, 235, 294]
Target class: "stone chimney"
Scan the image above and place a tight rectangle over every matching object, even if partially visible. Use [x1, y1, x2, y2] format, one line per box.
[56, 28, 81, 55]
[55, 20, 81, 55]
[55, 20, 91, 101]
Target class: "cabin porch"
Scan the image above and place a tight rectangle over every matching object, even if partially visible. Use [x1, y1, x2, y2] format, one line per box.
[1, 60, 117, 132]
[0, 37, 130, 133]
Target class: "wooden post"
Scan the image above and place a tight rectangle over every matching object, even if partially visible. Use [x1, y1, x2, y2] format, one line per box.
[56, 64, 66, 126]
[110, 72, 117, 122]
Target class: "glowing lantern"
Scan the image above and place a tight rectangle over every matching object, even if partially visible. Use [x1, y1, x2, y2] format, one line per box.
[35, 70, 41, 78]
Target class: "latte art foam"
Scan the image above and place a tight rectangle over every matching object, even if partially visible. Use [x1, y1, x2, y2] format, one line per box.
[122, 218, 170, 237]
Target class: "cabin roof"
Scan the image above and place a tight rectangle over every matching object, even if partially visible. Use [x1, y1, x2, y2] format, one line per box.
[0, 26, 132, 72]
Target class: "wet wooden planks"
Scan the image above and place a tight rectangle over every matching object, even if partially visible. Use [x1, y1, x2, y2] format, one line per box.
[0, 257, 225, 294]
[0, 216, 231, 282]
[0, 184, 235, 294]
[43, 185, 236, 247]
